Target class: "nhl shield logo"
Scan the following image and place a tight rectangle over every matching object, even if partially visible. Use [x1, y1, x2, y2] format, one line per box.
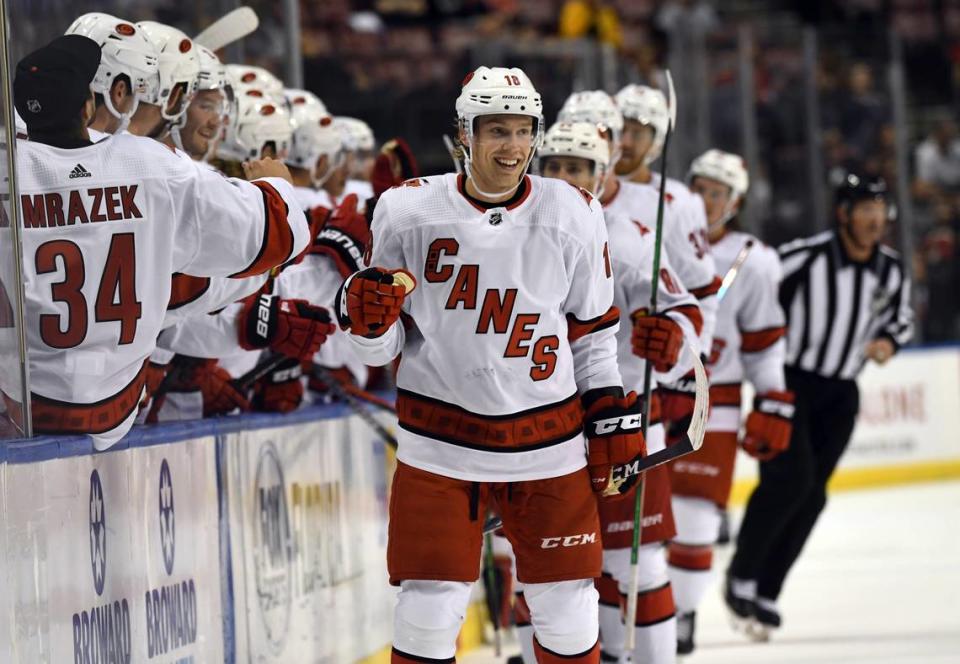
[27, 99, 42, 114]
[489, 211, 503, 226]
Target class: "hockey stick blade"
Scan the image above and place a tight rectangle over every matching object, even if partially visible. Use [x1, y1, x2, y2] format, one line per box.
[194, 7, 259, 51]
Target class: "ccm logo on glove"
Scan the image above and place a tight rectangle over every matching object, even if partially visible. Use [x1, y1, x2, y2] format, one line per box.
[591, 413, 643, 435]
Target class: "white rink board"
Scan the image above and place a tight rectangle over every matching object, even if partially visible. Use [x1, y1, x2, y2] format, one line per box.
[3, 435, 224, 663]
[734, 346, 960, 482]
[225, 414, 393, 663]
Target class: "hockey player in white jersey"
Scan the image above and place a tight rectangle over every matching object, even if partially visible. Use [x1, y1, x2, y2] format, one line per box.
[11, 35, 311, 449]
[337, 116, 377, 203]
[336, 67, 648, 663]
[668, 150, 793, 655]
[164, 44, 229, 160]
[562, 89, 720, 431]
[539, 121, 703, 664]
[64, 13, 160, 137]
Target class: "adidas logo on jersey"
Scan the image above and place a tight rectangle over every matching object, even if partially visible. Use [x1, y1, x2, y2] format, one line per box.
[69, 164, 92, 179]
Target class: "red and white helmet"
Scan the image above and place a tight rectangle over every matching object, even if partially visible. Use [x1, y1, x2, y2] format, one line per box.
[218, 88, 292, 161]
[169, 45, 229, 156]
[64, 13, 160, 126]
[615, 84, 669, 166]
[226, 64, 284, 101]
[136, 21, 200, 122]
[335, 116, 375, 152]
[538, 121, 611, 197]
[558, 90, 624, 147]
[283, 88, 328, 116]
[689, 148, 749, 227]
[455, 66, 544, 196]
[286, 102, 342, 186]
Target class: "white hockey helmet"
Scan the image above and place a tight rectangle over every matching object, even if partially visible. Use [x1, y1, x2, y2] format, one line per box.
[538, 121, 611, 197]
[284, 88, 328, 116]
[64, 13, 160, 126]
[218, 88, 292, 162]
[335, 116, 375, 152]
[557, 90, 624, 147]
[226, 64, 284, 101]
[615, 84, 669, 166]
[287, 105, 343, 186]
[135, 21, 200, 122]
[169, 46, 229, 156]
[689, 148, 749, 228]
[455, 66, 544, 196]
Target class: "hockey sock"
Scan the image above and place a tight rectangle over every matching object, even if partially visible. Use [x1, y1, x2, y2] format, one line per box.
[667, 541, 714, 613]
[514, 592, 537, 664]
[391, 648, 455, 663]
[628, 582, 677, 664]
[596, 573, 625, 661]
[533, 638, 600, 663]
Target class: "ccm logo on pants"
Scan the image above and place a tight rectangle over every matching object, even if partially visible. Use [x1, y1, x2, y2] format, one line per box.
[541, 533, 597, 549]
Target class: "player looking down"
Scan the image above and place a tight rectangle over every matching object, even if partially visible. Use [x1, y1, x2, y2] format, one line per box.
[336, 67, 647, 663]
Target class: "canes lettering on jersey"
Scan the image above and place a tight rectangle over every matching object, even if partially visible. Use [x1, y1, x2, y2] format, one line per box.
[425, 236, 563, 380]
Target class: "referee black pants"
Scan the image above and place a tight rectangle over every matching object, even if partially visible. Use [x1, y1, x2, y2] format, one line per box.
[729, 367, 860, 600]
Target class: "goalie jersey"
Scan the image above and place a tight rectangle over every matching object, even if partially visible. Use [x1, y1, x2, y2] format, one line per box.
[13, 133, 309, 448]
[706, 231, 787, 432]
[347, 173, 622, 482]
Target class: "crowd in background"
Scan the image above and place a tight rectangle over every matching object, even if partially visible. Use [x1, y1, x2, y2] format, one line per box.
[4, 0, 959, 340]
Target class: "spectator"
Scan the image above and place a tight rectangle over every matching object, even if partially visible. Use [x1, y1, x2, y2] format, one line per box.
[558, 0, 623, 48]
[914, 114, 960, 196]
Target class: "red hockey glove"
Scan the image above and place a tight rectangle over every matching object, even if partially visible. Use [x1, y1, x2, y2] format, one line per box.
[336, 267, 416, 338]
[239, 293, 335, 360]
[631, 313, 683, 372]
[195, 361, 250, 417]
[251, 358, 304, 413]
[741, 390, 795, 461]
[309, 194, 371, 278]
[371, 137, 419, 197]
[584, 391, 648, 499]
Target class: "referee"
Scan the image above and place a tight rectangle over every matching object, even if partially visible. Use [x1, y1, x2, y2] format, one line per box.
[724, 174, 915, 638]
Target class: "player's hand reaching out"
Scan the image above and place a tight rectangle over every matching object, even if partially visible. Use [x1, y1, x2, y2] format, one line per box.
[336, 267, 417, 338]
[242, 157, 293, 184]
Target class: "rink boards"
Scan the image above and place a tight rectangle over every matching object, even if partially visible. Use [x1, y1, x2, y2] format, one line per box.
[732, 345, 960, 501]
[0, 405, 396, 663]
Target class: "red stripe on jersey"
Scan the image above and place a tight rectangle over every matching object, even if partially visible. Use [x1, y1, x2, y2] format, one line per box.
[709, 383, 742, 407]
[627, 582, 676, 627]
[230, 180, 295, 279]
[741, 325, 786, 352]
[567, 306, 620, 342]
[690, 275, 722, 299]
[168, 273, 211, 310]
[664, 303, 703, 336]
[668, 542, 714, 571]
[396, 389, 584, 452]
[30, 359, 148, 435]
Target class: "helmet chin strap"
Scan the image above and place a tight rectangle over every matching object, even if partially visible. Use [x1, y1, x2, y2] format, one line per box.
[462, 144, 535, 200]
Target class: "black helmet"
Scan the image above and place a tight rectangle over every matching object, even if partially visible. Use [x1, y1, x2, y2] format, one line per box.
[834, 173, 888, 209]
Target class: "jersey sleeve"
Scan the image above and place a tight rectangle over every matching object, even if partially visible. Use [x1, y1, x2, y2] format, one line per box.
[157, 302, 245, 359]
[171, 163, 311, 279]
[655, 248, 704, 382]
[738, 246, 788, 394]
[879, 260, 914, 351]
[162, 272, 270, 329]
[342, 191, 407, 365]
[564, 200, 622, 394]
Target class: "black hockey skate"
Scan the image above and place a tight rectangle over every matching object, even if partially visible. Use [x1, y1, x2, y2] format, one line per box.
[746, 596, 781, 642]
[723, 574, 756, 633]
[716, 509, 732, 545]
[676, 610, 696, 655]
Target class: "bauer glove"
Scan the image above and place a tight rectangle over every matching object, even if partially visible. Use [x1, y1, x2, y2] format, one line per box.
[239, 293, 335, 360]
[251, 357, 304, 413]
[309, 194, 371, 278]
[584, 391, 648, 499]
[631, 312, 684, 372]
[741, 390, 795, 461]
[336, 267, 416, 338]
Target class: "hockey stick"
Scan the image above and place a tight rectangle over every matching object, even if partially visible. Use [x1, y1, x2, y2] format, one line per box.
[312, 364, 399, 449]
[442, 134, 463, 175]
[624, 71, 679, 651]
[194, 7, 259, 51]
[482, 529, 503, 656]
[233, 351, 289, 390]
[717, 239, 755, 302]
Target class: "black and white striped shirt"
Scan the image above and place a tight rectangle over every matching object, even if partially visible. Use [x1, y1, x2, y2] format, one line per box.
[778, 231, 914, 380]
